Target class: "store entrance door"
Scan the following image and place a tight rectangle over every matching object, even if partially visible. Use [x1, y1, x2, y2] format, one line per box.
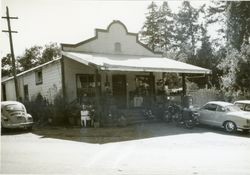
[112, 75, 127, 109]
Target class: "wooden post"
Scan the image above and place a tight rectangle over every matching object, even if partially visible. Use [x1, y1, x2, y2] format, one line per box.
[182, 73, 186, 96]
[95, 69, 101, 125]
[149, 72, 155, 107]
[2, 7, 19, 100]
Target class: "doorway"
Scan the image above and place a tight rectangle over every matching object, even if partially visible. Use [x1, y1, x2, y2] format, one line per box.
[112, 75, 127, 109]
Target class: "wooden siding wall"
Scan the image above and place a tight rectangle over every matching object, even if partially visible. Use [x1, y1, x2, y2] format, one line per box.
[2, 61, 62, 103]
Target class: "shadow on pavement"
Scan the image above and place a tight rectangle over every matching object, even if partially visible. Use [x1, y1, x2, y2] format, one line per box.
[11, 122, 247, 144]
[1, 128, 31, 135]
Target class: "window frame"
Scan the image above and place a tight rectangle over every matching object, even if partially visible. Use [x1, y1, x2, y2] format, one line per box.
[24, 84, 29, 101]
[114, 42, 121, 52]
[35, 70, 43, 85]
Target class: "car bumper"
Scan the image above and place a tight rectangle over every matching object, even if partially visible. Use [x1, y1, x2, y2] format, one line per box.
[2, 122, 33, 129]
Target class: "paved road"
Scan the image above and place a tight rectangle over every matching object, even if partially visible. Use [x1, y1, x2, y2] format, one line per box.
[1, 123, 250, 175]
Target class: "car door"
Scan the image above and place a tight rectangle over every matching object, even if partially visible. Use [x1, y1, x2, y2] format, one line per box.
[199, 103, 217, 125]
[213, 105, 227, 127]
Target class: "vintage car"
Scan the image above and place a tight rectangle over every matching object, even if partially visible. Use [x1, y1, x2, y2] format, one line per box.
[234, 100, 250, 112]
[1, 101, 33, 131]
[198, 101, 250, 133]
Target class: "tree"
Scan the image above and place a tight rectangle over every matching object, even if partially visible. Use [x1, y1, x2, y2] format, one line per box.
[174, 1, 203, 57]
[235, 44, 250, 93]
[190, 25, 221, 88]
[140, 2, 160, 51]
[157, 1, 174, 52]
[18, 45, 42, 71]
[40, 43, 61, 64]
[17, 43, 61, 72]
[226, 1, 250, 50]
[206, 1, 227, 49]
[1, 53, 12, 77]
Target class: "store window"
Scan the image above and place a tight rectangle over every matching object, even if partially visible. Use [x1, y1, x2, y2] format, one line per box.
[76, 74, 95, 103]
[135, 75, 151, 96]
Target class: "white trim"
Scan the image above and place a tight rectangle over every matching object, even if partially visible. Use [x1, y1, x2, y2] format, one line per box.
[62, 51, 212, 74]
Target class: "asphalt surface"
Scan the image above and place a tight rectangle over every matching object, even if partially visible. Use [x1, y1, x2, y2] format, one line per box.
[1, 123, 250, 175]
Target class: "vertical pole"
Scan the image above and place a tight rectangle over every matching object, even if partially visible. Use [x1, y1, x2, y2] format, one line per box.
[95, 69, 101, 124]
[182, 73, 186, 96]
[149, 72, 155, 107]
[5, 7, 19, 100]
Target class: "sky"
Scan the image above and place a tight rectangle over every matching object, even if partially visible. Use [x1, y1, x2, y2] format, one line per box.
[1, 0, 207, 58]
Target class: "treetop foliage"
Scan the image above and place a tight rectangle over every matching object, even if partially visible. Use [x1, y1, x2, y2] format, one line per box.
[1, 43, 61, 77]
[140, 1, 250, 93]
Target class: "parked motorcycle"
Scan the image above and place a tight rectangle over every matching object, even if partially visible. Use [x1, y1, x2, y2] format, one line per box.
[172, 107, 199, 129]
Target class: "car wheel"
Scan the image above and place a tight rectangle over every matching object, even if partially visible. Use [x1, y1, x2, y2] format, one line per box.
[224, 121, 236, 133]
[184, 120, 195, 129]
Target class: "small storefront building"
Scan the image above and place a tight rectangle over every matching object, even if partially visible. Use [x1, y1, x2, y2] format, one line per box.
[61, 20, 211, 121]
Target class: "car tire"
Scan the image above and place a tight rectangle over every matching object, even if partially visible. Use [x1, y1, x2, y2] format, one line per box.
[224, 121, 236, 133]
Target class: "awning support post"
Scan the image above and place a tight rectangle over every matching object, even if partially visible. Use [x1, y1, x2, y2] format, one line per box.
[95, 69, 102, 125]
[149, 72, 155, 107]
[182, 73, 186, 96]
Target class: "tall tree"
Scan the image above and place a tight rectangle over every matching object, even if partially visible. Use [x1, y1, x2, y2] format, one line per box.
[174, 1, 202, 57]
[227, 1, 250, 50]
[206, 1, 227, 49]
[194, 25, 221, 87]
[140, 1, 160, 51]
[157, 1, 174, 52]
[210, 1, 250, 93]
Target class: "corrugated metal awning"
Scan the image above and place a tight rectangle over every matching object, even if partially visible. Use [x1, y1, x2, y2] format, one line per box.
[62, 51, 211, 74]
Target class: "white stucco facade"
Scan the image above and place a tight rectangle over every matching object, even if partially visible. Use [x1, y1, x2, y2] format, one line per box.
[62, 20, 160, 57]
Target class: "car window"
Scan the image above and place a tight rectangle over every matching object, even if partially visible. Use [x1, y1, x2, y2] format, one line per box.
[5, 104, 24, 111]
[203, 104, 217, 111]
[226, 105, 241, 112]
[235, 103, 244, 110]
[216, 106, 226, 112]
[245, 104, 250, 111]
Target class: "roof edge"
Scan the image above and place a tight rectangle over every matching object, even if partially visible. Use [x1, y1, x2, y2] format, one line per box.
[1, 58, 61, 83]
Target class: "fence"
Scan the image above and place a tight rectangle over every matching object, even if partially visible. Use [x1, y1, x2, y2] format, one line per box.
[188, 88, 224, 107]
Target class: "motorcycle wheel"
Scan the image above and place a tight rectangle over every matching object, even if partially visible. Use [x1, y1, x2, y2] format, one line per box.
[184, 120, 195, 129]
[163, 113, 171, 123]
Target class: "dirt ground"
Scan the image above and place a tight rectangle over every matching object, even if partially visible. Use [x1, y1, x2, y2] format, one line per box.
[1, 122, 250, 174]
[30, 122, 250, 143]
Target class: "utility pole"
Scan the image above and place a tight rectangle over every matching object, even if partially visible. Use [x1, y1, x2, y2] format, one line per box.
[2, 6, 19, 100]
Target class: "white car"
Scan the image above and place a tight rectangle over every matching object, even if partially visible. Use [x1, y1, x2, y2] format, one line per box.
[199, 101, 250, 133]
[234, 100, 250, 112]
[1, 101, 33, 131]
